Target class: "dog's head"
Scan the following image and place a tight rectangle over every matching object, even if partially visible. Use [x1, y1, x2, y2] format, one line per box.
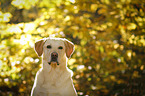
[34, 38, 74, 68]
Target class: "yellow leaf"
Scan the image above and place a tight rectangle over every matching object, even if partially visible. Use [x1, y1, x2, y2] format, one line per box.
[96, 64, 100, 70]
[133, 71, 139, 77]
[64, 16, 70, 21]
[91, 4, 98, 12]
[98, 8, 107, 14]
[80, 40, 87, 46]
[19, 86, 26, 92]
[140, 65, 144, 70]
[0, 11, 12, 22]
[68, 58, 76, 65]
[127, 23, 137, 30]
[110, 75, 116, 81]
[127, 50, 132, 59]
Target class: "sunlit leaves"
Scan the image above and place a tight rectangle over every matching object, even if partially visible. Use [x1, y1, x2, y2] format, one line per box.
[0, 0, 145, 95]
[12, 0, 39, 9]
[127, 23, 137, 30]
[128, 35, 145, 46]
[39, 0, 62, 8]
[0, 11, 12, 23]
[91, 4, 98, 12]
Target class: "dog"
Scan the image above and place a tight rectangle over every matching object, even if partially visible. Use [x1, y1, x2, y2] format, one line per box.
[31, 38, 77, 96]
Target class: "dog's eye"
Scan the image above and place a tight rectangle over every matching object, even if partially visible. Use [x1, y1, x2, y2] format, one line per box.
[58, 46, 63, 49]
[47, 45, 51, 49]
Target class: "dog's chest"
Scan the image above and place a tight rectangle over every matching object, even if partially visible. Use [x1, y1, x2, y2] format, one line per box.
[44, 69, 63, 86]
[40, 69, 72, 95]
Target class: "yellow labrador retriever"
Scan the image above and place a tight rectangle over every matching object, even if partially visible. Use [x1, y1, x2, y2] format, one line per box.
[31, 38, 77, 96]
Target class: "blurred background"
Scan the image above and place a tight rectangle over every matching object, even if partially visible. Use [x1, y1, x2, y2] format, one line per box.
[0, 0, 145, 96]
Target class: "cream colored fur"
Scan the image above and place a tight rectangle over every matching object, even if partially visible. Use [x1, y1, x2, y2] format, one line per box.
[31, 38, 77, 96]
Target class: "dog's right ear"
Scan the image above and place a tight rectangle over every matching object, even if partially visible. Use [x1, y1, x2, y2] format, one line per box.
[34, 39, 45, 57]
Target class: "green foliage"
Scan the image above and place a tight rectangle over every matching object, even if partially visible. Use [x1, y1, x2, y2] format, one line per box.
[0, 0, 145, 95]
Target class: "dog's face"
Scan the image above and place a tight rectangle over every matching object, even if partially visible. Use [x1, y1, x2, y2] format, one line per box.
[34, 38, 74, 68]
[43, 39, 66, 66]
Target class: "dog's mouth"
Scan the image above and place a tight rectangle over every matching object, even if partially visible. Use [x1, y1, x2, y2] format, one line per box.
[48, 61, 59, 68]
[48, 52, 59, 67]
[48, 61, 59, 65]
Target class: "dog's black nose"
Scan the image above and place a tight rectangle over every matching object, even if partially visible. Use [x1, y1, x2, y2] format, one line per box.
[51, 52, 58, 61]
[51, 52, 58, 58]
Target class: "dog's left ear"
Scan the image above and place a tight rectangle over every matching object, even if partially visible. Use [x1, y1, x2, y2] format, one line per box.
[34, 39, 45, 57]
[64, 39, 75, 58]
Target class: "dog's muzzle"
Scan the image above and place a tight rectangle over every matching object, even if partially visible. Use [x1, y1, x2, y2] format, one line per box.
[48, 52, 59, 65]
